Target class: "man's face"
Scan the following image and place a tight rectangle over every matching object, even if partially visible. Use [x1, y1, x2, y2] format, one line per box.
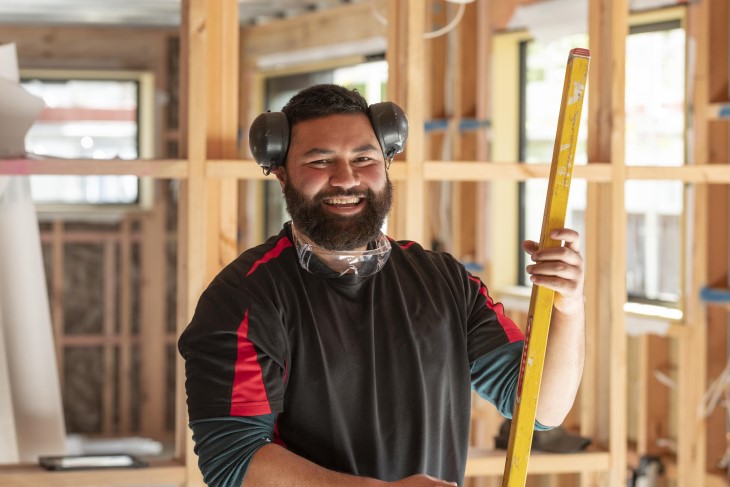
[275, 113, 392, 251]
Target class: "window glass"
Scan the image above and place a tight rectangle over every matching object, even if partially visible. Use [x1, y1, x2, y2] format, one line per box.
[21, 77, 140, 204]
[519, 22, 685, 303]
[623, 26, 684, 302]
[520, 34, 589, 285]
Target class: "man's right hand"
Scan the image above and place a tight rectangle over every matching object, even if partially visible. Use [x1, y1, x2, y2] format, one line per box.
[391, 474, 458, 486]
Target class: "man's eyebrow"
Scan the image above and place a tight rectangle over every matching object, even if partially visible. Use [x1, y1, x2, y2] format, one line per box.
[302, 147, 335, 157]
[301, 144, 380, 157]
[353, 143, 380, 153]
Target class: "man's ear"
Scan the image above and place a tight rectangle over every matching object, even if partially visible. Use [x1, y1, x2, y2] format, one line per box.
[273, 167, 287, 192]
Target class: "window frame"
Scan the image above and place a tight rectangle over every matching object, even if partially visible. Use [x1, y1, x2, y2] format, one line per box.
[19, 68, 156, 214]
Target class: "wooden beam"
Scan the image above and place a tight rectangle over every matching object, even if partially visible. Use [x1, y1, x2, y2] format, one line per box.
[179, 0, 208, 484]
[139, 182, 168, 440]
[465, 449, 610, 477]
[205, 0, 240, 276]
[241, 2, 385, 61]
[178, 2, 239, 486]
[474, 0, 492, 275]
[423, 162, 613, 181]
[386, 0, 408, 241]
[679, 0, 717, 481]
[587, 1, 628, 486]
[9, 158, 730, 183]
[635, 335, 669, 456]
[0, 461, 185, 487]
[702, 0, 729, 474]
[0, 25, 176, 70]
[50, 221, 64, 391]
[102, 240, 116, 435]
[118, 218, 133, 435]
[0, 159, 187, 177]
[404, 0, 426, 245]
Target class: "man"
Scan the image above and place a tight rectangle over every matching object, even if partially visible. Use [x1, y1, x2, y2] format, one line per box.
[178, 84, 585, 487]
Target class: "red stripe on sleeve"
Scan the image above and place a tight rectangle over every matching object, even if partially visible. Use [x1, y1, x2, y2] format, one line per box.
[246, 237, 293, 277]
[230, 309, 272, 416]
[468, 276, 524, 343]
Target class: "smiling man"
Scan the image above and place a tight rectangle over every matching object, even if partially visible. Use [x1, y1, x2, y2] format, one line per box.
[178, 84, 586, 487]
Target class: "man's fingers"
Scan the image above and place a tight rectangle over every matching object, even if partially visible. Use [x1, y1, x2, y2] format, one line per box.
[550, 228, 581, 251]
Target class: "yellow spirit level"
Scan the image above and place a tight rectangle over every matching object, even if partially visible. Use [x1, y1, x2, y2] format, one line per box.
[502, 47, 590, 487]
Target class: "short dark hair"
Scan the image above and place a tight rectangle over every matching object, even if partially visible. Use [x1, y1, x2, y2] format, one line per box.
[281, 84, 369, 127]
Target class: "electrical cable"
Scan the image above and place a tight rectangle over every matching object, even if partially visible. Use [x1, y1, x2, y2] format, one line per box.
[370, 0, 468, 40]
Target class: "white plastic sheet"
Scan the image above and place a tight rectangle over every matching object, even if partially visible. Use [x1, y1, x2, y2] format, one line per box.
[0, 177, 67, 462]
[0, 43, 66, 462]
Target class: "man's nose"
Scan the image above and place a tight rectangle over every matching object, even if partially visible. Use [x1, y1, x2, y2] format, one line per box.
[329, 159, 359, 189]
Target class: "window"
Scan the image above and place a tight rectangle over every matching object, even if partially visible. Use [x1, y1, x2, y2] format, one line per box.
[518, 19, 685, 304]
[21, 71, 153, 206]
[518, 34, 589, 286]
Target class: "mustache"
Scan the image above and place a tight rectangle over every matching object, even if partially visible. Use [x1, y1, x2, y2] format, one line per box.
[314, 188, 371, 203]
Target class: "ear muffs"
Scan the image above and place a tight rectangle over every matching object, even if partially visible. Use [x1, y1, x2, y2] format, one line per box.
[248, 101, 409, 174]
[368, 102, 409, 166]
[248, 111, 290, 175]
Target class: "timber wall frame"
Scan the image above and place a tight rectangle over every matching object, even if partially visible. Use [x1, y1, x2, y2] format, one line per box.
[0, 0, 728, 486]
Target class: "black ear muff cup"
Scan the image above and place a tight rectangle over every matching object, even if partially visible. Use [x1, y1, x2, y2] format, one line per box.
[249, 111, 290, 174]
[248, 101, 408, 173]
[368, 102, 409, 160]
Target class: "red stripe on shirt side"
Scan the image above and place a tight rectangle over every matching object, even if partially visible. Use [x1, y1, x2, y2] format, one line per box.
[468, 275, 524, 343]
[230, 309, 272, 416]
[387, 237, 416, 249]
[245, 237, 293, 277]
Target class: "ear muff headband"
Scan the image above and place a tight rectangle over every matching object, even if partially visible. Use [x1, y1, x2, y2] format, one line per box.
[248, 101, 409, 175]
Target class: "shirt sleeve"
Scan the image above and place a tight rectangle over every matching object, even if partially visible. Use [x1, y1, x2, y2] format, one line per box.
[464, 271, 525, 364]
[179, 278, 289, 421]
[470, 341, 551, 431]
[190, 414, 276, 487]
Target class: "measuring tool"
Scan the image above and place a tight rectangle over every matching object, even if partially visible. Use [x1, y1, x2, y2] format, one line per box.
[501, 47, 590, 487]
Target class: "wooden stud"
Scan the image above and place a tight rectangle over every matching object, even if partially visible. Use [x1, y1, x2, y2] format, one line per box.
[635, 335, 669, 456]
[179, 0, 208, 483]
[139, 181, 168, 440]
[474, 0, 492, 276]
[208, 0, 240, 269]
[50, 221, 64, 390]
[102, 240, 116, 435]
[118, 218, 133, 435]
[701, 0, 729, 474]
[586, 1, 628, 486]
[404, 0, 426, 245]
[177, 2, 240, 486]
[386, 0, 409, 241]
[679, 0, 712, 483]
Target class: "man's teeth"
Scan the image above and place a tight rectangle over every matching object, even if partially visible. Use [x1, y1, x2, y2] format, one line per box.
[325, 197, 361, 205]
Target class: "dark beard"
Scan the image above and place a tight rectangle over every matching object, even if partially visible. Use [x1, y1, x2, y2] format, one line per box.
[283, 177, 393, 251]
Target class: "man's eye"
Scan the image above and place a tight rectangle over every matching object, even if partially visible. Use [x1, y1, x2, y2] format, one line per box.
[353, 157, 373, 164]
[307, 160, 330, 166]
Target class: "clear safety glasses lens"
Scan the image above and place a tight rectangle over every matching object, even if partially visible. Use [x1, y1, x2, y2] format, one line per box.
[294, 232, 391, 278]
